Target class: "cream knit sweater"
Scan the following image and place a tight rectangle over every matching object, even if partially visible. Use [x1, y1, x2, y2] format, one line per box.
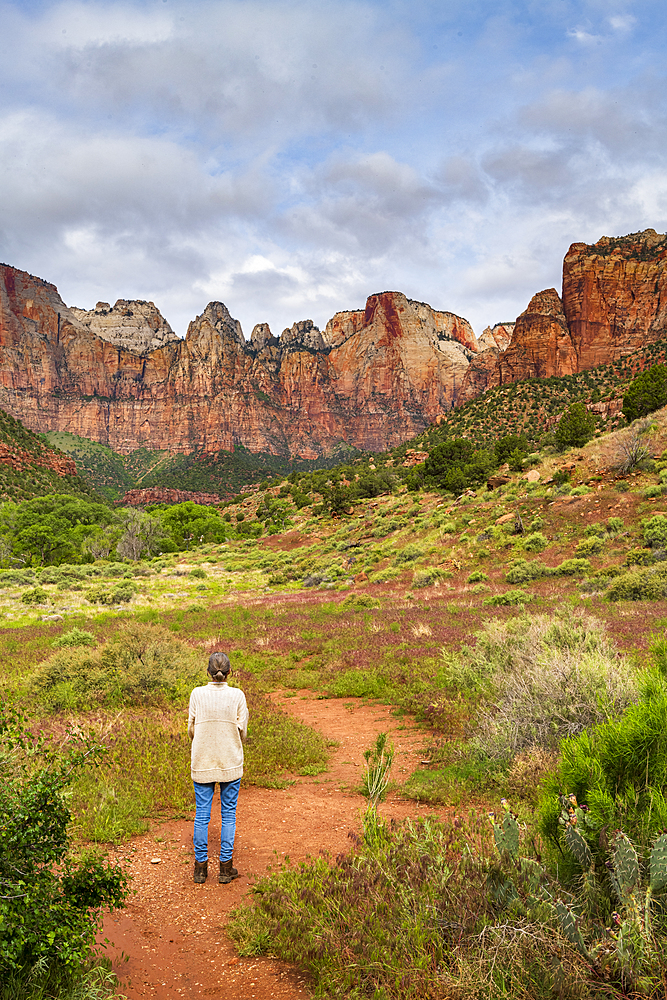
[188, 681, 249, 784]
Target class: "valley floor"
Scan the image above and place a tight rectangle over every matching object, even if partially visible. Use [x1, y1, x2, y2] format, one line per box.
[100, 692, 435, 1000]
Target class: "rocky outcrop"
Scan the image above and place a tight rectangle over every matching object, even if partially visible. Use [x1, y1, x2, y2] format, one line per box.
[461, 229, 667, 400]
[478, 322, 514, 352]
[0, 440, 76, 478]
[0, 269, 478, 458]
[70, 299, 180, 355]
[562, 229, 667, 366]
[118, 487, 222, 507]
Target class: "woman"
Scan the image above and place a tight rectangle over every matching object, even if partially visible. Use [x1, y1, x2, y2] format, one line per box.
[188, 651, 249, 884]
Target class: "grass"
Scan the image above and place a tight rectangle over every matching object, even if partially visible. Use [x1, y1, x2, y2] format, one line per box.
[228, 806, 610, 1000]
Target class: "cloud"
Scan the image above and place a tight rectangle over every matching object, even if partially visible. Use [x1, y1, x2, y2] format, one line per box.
[0, 0, 666, 345]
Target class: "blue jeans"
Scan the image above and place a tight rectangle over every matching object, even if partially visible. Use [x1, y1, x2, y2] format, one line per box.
[193, 779, 241, 863]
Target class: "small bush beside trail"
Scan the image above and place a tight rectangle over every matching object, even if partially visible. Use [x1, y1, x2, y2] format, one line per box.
[440, 613, 637, 759]
[0, 704, 127, 991]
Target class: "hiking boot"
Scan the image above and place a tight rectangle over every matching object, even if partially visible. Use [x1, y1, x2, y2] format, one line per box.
[218, 858, 239, 884]
[193, 860, 208, 884]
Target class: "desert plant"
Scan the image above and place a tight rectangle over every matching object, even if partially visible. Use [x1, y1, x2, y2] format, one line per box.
[449, 614, 638, 760]
[52, 628, 97, 649]
[484, 588, 532, 606]
[614, 421, 653, 474]
[522, 532, 548, 553]
[21, 586, 48, 605]
[360, 732, 394, 804]
[605, 565, 667, 601]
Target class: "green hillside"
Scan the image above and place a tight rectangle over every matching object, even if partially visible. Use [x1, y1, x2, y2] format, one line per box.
[0, 411, 98, 502]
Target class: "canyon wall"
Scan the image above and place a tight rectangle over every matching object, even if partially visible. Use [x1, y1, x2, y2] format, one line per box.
[1, 228, 665, 458]
[460, 229, 667, 402]
[0, 270, 476, 457]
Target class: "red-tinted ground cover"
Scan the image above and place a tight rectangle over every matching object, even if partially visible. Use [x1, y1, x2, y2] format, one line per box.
[100, 693, 448, 1000]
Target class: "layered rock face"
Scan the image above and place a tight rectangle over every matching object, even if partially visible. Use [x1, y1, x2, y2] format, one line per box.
[70, 299, 179, 354]
[461, 229, 667, 401]
[563, 229, 667, 366]
[0, 269, 477, 457]
[2, 228, 665, 458]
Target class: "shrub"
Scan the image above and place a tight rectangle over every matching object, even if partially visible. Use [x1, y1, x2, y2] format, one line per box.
[643, 514, 667, 548]
[575, 535, 604, 556]
[624, 547, 655, 567]
[465, 613, 638, 760]
[368, 566, 401, 584]
[21, 586, 49, 605]
[394, 543, 424, 565]
[341, 594, 380, 611]
[484, 589, 532, 606]
[607, 516, 624, 534]
[52, 628, 97, 649]
[644, 484, 664, 499]
[33, 621, 203, 711]
[605, 565, 667, 601]
[0, 704, 127, 984]
[189, 567, 207, 579]
[0, 569, 35, 588]
[412, 568, 442, 588]
[522, 531, 548, 552]
[553, 558, 592, 576]
[85, 581, 137, 604]
[468, 570, 488, 583]
[505, 559, 544, 584]
[613, 422, 653, 473]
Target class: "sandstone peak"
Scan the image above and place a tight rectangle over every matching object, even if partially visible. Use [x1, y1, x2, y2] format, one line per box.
[249, 323, 276, 352]
[279, 319, 326, 353]
[70, 298, 179, 355]
[478, 322, 515, 353]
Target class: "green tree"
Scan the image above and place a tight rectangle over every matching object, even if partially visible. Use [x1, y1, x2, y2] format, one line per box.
[158, 501, 226, 550]
[555, 402, 596, 450]
[0, 495, 113, 567]
[0, 703, 127, 984]
[622, 364, 667, 422]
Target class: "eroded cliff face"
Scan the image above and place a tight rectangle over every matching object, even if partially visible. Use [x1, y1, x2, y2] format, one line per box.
[563, 229, 667, 365]
[461, 229, 667, 401]
[0, 270, 477, 457]
[70, 299, 180, 354]
[3, 228, 665, 458]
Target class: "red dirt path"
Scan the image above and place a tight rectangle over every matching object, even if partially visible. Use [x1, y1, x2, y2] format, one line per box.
[101, 692, 444, 999]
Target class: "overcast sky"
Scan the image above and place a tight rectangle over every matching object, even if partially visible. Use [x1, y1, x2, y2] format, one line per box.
[1, 0, 666, 340]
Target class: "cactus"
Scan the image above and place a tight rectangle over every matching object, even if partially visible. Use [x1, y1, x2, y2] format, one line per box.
[649, 833, 667, 894]
[491, 808, 520, 860]
[488, 800, 667, 990]
[553, 900, 590, 960]
[564, 822, 592, 870]
[611, 832, 640, 901]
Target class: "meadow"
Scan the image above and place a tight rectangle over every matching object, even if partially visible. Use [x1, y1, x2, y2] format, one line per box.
[5, 404, 667, 998]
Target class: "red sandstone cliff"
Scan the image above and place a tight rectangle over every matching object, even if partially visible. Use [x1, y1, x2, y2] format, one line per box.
[0, 268, 476, 458]
[3, 228, 666, 457]
[461, 229, 667, 401]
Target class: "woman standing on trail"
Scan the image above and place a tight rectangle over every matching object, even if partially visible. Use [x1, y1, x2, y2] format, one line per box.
[188, 651, 249, 885]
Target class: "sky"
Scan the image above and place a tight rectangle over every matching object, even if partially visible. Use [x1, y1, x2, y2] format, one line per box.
[1, 0, 666, 340]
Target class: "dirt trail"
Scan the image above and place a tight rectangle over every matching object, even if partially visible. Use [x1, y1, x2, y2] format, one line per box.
[101, 693, 441, 999]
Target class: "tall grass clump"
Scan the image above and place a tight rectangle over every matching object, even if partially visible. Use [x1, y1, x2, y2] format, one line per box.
[441, 613, 638, 760]
[539, 660, 667, 856]
[360, 731, 394, 803]
[229, 809, 614, 1000]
